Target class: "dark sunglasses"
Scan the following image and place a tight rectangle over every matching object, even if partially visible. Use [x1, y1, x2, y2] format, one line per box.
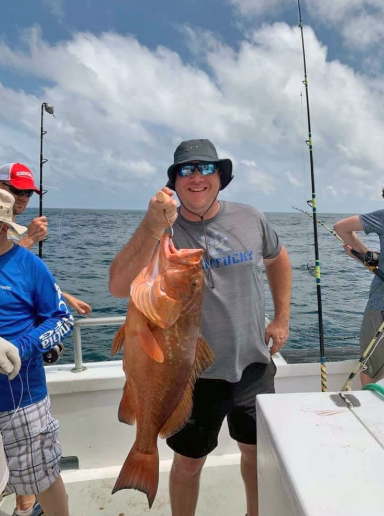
[2, 183, 34, 198]
[178, 162, 219, 178]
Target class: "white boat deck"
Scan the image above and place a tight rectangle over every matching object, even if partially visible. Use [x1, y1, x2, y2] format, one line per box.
[0, 456, 245, 516]
[0, 353, 363, 516]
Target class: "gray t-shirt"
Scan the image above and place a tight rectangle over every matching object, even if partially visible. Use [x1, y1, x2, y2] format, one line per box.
[360, 210, 384, 310]
[173, 200, 281, 382]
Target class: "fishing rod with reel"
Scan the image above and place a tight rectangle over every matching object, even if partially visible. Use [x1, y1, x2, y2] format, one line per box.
[293, 205, 384, 280]
[297, 0, 327, 392]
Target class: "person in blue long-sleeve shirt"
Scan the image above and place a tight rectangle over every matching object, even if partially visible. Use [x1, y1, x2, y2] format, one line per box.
[0, 190, 73, 516]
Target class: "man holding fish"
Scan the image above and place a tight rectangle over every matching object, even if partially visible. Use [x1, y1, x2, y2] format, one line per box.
[110, 139, 292, 516]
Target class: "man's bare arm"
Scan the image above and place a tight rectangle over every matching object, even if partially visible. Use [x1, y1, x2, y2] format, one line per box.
[109, 187, 178, 298]
[264, 246, 292, 355]
[333, 216, 368, 254]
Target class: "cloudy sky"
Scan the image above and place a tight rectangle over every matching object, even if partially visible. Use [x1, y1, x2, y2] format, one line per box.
[0, 0, 383, 212]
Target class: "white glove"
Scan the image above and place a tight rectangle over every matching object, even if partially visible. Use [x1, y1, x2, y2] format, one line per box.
[0, 336, 21, 381]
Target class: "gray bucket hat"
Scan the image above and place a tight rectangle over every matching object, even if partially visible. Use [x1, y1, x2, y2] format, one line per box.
[166, 139, 233, 191]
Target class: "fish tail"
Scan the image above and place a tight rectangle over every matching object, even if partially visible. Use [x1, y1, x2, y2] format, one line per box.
[112, 444, 159, 508]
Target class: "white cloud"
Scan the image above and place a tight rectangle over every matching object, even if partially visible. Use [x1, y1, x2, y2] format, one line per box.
[227, 0, 287, 17]
[42, 0, 65, 21]
[229, 0, 384, 55]
[285, 171, 304, 187]
[0, 23, 384, 211]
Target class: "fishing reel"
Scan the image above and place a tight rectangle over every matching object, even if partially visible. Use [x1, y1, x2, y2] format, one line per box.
[364, 251, 380, 269]
[43, 343, 64, 364]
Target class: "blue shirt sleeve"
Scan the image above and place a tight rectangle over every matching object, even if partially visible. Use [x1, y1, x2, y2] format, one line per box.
[11, 257, 74, 360]
[360, 210, 384, 237]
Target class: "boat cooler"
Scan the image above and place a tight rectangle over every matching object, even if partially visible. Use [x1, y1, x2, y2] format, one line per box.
[257, 389, 384, 516]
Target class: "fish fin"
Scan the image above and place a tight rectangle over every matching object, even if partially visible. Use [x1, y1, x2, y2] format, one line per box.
[112, 444, 159, 508]
[111, 325, 125, 356]
[138, 323, 164, 363]
[151, 275, 183, 328]
[118, 380, 136, 425]
[159, 380, 193, 438]
[193, 334, 215, 377]
[159, 335, 215, 438]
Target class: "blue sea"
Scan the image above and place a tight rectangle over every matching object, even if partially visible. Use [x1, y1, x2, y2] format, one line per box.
[18, 208, 377, 365]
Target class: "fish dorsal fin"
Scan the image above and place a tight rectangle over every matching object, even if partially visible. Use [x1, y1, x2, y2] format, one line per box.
[159, 335, 215, 438]
[138, 323, 164, 363]
[118, 380, 136, 426]
[111, 324, 125, 356]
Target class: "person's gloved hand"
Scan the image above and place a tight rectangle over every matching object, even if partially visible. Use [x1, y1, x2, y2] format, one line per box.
[0, 337, 21, 380]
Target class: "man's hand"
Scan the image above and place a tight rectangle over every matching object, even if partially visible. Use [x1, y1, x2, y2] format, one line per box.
[0, 337, 21, 380]
[62, 292, 92, 315]
[265, 318, 289, 355]
[143, 187, 178, 235]
[19, 216, 48, 249]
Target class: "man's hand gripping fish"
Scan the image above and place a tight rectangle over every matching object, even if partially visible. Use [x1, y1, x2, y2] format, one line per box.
[111, 191, 215, 508]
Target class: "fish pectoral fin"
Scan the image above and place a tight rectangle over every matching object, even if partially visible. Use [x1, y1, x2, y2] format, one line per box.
[118, 380, 136, 425]
[111, 325, 125, 356]
[159, 335, 215, 439]
[138, 323, 164, 363]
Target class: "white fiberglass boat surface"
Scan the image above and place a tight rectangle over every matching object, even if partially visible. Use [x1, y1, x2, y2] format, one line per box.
[0, 317, 365, 516]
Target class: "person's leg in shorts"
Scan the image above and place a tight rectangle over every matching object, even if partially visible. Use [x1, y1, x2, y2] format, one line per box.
[167, 376, 231, 516]
[0, 396, 69, 516]
[228, 361, 276, 516]
[166, 360, 276, 516]
[359, 309, 384, 387]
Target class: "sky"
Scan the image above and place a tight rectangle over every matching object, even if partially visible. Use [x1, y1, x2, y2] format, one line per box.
[0, 0, 384, 212]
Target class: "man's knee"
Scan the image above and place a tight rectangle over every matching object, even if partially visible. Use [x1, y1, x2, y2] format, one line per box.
[172, 452, 207, 479]
[238, 442, 257, 463]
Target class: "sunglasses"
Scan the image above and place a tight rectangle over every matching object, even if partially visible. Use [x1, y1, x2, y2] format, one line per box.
[178, 162, 219, 178]
[2, 183, 34, 198]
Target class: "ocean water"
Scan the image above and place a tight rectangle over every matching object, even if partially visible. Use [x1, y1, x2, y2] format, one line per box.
[18, 208, 377, 365]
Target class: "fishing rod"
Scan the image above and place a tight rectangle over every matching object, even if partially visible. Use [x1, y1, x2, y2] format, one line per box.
[39, 102, 54, 259]
[293, 206, 384, 281]
[297, 0, 327, 392]
[341, 320, 384, 391]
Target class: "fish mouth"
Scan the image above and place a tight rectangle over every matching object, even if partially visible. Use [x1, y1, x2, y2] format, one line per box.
[162, 234, 203, 264]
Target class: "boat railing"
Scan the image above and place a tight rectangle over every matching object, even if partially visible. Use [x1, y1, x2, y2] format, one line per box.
[72, 316, 125, 372]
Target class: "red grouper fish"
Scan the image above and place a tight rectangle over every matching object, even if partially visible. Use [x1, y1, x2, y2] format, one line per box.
[111, 231, 215, 508]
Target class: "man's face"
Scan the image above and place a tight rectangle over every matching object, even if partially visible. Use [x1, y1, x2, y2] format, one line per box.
[0, 182, 32, 215]
[175, 161, 221, 217]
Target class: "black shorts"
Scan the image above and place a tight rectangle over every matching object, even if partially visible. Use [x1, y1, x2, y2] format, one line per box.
[166, 361, 276, 459]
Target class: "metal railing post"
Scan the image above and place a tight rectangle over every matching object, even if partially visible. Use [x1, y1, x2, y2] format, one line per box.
[70, 316, 126, 373]
[72, 324, 86, 373]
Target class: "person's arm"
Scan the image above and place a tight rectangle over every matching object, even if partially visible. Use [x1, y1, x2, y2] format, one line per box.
[333, 216, 368, 254]
[109, 187, 178, 298]
[63, 292, 92, 315]
[18, 216, 48, 249]
[10, 265, 74, 361]
[264, 245, 292, 355]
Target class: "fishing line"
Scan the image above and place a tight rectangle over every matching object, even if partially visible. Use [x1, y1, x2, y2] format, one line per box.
[297, 32, 313, 361]
[293, 206, 384, 280]
[0, 358, 33, 434]
[176, 184, 221, 290]
[297, 0, 327, 391]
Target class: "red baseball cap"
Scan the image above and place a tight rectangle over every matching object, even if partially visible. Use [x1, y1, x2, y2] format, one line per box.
[0, 163, 41, 194]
